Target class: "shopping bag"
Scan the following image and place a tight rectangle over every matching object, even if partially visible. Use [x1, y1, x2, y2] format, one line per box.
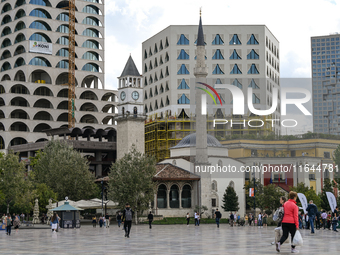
[292, 230, 303, 246]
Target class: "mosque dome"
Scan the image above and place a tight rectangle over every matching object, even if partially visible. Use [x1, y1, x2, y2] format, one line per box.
[172, 133, 223, 149]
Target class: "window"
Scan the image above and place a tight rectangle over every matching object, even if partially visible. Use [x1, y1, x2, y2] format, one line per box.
[177, 34, 189, 45]
[30, 0, 51, 6]
[247, 34, 259, 45]
[1, 38, 11, 48]
[15, 21, 26, 32]
[160, 84, 164, 93]
[247, 49, 259, 59]
[82, 63, 99, 72]
[252, 94, 260, 104]
[177, 49, 189, 60]
[155, 86, 158, 95]
[56, 48, 69, 57]
[251, 149, 258, 157]
[212, 64, 224, 74]
[249, 79, 259, 89]
[309, 174, 316, 180]
[82, 5, 100, 15]
[29, 57, 51, 67]
[14, 34, 25, 44]
[232, 79, 242, 89]
[29, 9, 52, 19]
[165, 37, 169, 47]
[154, 43, 158, 53]
[178, 94, 190, 104]
[149, 88, 153, 98]
[82, 51, 99, 61]
[212, 198, 216, 207]
[29, 33, 51, 42]
[15, 0, 26, 8]
[215, 78, 222, 84]
[82, 28, 99, 37]
[160, 99, 164, 108]
[1, 62, 11, 71]
[177, 64, 189, 74]
[230, 64, 242, 74]
[154, 100, 158, 110]
[324, 151, 330, 158]
[159, 40, 163, 50]
[291, 150, 296, 157]
[56, 13, 69, 21]
[229, 34, 241, 45]
[170, 185, 179, 208]
[182, 185, 191, 208]
[1, 27, 11, 36]
[1, 15, 11, 25]
[82, 40, 99, 49]
[177, 79, 189, 89]
[248, 64, 259, 74]
[82, 17, 101, 26]
[159, 70, 163, 79]
[56, 60, 69, 69]
[157, 184, 167, 208]
[166, 96, 170, 106]
[213, 49, 224, 59]
[56, 25, 69, 33]
[15, 9, 26, 20]
[229, 49, 241, 59]
[29, 21, 51, 30]
[212, 34, 224, 45]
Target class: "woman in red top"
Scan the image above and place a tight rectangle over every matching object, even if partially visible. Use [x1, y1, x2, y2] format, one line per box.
[276, 191, 299, 253]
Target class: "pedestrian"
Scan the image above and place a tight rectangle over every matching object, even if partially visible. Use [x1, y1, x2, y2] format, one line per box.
[276, 191, 299, 253]
[13, 215, 20, 232]
[116, 212, 122, 228]
[248, 213, 252, 226]
[298, 212, 303, 229]
[148, 211, 153, 229]
[194, 211, 198, 226]
[103, 215, 106, 227]
[92, 216, 97, 227]
[233, 212, 237, 226]
[321, 210, 327, 229]
[122, 203, 133, 238]
[306, 200, 318, 234]
[258, 213, 262, 228]
[333, 206, 338, 217]
[327, 212, 332, 230]
[5, 214, 12, 236]
[20, 213, 25, 223]
[50, 213, 59, 233]
[305, 214, 309, 229]
[263, 213, 268, 228]
[332, 215, 339, 232]
[237, 214, 240, 226]
[186, 213, 190, 226]
[214, 208, 222, 228]
[245, 214, 248, 226]
[316, 210, 321, 230]
[229, 212, 234, 227]
[99, 216, 103, 227]
[105, 213, 110, 228]
[197, 213, 200, 226]
[271, 196, 287, 245]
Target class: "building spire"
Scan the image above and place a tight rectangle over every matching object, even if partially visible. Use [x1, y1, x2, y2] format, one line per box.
[197, 9, 205, 46]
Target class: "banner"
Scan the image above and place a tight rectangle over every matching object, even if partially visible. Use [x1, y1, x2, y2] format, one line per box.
[326, 192, 337, 213]
[249, 188, 254, 197]
[297, 193, 308, 214]
[29, 41, 52, 55]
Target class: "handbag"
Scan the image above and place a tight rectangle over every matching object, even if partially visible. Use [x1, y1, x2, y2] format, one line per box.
[292, 230, 303, 246]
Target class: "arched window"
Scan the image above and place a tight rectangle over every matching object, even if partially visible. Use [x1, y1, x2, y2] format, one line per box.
[82, 40, 99, 49]
[157, 184, 167, 208]
[34, 86, 53, 96]
[82, 51, 99, 61]
[181, 185, 191, 208]
[29, 9, 52, 19]
[15, 21, 26, 32]
[15, 0, 26, 8]
[14, 9, 26, 20]
[170, 185, 179, 208]
[56, 48, 69, 57]
[56, 60, 77, 70]
[29, 0, 51, 6]
[82, 5, 100, 14]
[1, 62, 11, 72]
[177, 34, 189, 45]
[56, 13, 69, 21]
[29, 21, 51, 30]
[14, 33, 25, 44]
[56, 24, 69, 33]
[80, 91, 98, 100]
[56, 36, 69, 45]
[177, 49, 189, 60]
[1, 38, 11, 48]
[29, 57, 51, 67]
[1, 50, 11, 60]
[14, 45, 25, 56]
[1, 3, 12, 13]
[82, 17, 101, 26]
[29, 33, 51, 42]
[82, 63, 100, 72]
[10, 137, 28, 146]
[1, 26, 11, 36]
[212, 34, 224, 45]
[1, 15, 11, 25]
[14, 58, 25, 68]
[82, 28, 100, 37]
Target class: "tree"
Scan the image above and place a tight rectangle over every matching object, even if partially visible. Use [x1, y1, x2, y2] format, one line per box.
[243, 178, 263, 210]
[319, 179, 333, 211]
[291, 182, 321, 209]
[32, 140, 98, 201]
[33, 183, 58, 214]
[0, 151, 29, 213]
[107, 146, 156, 224]
[222, 186, 239, 212]
[258, 184, 284, 214]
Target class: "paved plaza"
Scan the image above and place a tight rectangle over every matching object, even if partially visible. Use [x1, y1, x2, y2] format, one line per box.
[0, 224, 339, 254]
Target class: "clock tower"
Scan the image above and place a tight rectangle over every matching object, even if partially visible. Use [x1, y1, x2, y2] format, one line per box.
[116, 55, 146, 160]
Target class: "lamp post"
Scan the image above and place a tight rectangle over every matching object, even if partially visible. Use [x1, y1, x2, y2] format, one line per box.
[101, 180, 104, 216]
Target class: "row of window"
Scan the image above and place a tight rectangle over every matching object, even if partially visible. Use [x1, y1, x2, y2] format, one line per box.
[144, 67, 169, 86]
[1, 58, 101, 72]
[1, 0, 102, 14]
[175, 49, 259, 60]
[144, 38, 169, 59]
[144, 96, 170, 113]
[265, 36, 279, 59]
[1, 10, 102, 26]
[1, 32, 101, 49]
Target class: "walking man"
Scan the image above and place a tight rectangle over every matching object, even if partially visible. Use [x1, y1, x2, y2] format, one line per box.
[122, 203, 133, 238]
[105, 213, 110, 228]
[214, 208, 222, 228]
[148, 211, 153, 229]
[116, 212, 122, 228]
[306, 200, 318, 234]
[194, 211, 199, 226]
[230, 212, 234, 227]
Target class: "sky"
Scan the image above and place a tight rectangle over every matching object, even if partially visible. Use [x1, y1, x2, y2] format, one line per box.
[103, 0, 340, 134]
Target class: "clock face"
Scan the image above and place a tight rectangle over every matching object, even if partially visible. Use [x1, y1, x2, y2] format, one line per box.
[132, 91, 139, 100]
[120, 91, 126, 101]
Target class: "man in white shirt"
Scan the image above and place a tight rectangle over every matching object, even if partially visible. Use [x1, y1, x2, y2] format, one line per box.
[194, 212, 199, 226]
[321, 210, 328, 229]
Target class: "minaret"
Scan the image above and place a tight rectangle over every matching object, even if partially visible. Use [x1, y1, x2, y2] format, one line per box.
[194, 11, 211, 215]
[194, 11, 209, 165]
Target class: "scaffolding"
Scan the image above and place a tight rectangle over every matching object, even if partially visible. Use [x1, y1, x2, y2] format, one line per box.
[145, 113, 273, 162]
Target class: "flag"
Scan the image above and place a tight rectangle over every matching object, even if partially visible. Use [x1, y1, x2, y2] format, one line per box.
[326, 192, 337, 212]
[270, 178, 273, 184]
[297, 193, 308, 214]
[249, 188, 254, 197]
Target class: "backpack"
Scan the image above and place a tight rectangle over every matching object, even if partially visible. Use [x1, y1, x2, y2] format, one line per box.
[125, 209, 132, 221]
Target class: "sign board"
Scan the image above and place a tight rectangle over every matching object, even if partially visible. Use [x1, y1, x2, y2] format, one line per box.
[297, 193, 308, 214]
[29, 41, 52, 55]
[249, 188, 254, 197]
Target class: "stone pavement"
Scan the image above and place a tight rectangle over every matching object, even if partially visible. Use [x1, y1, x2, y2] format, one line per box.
[0, 224, 339, 254]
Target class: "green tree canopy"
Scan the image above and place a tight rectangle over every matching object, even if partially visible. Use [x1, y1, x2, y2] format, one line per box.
[258, 184, 284, 214]
[291, 182, 321, 209]
[222, 186, 239, 212]
[319, 179, 333, 211]
[107, 146, 156, 223]
[32, 140, 98, 201]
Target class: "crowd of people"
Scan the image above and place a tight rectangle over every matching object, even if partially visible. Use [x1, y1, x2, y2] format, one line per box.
[1, 213, 26, 236]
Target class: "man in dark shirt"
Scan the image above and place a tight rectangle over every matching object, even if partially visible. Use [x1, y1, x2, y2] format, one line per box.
[148, 211, 153, 229]
[306, 200, 318, 234]
[214, 209, 222, 228]
[230, 212, 234, 227]
[122, 203, 133, 238]
[116, 212, 122, 228]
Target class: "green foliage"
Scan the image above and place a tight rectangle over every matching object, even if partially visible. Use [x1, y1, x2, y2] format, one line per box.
[0, 151, 31, 213]
[258, 184, 284, 213]
[194, 205, 208, 216]
[291, 182, 321, 209]
[243, 178, 263, 210]
[33, 183, 58, 214]
[32, 140, 97, 201]
[319, 179, 334, 211]
[221, 186, 239, 212]
[107, 145, 157, 217]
